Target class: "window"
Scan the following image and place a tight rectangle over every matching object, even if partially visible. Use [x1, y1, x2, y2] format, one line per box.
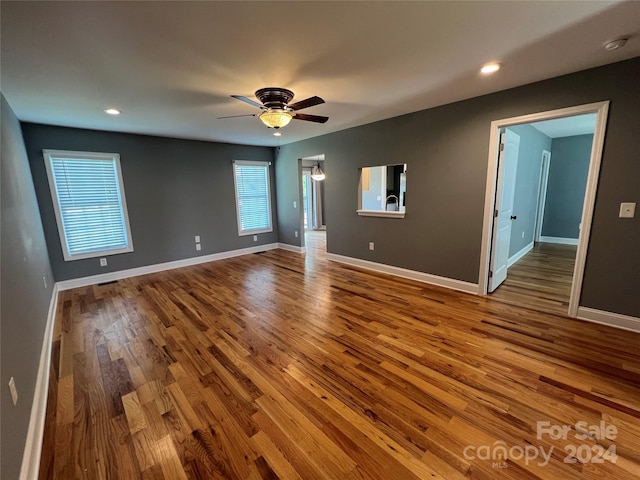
[357, 163, 407, 218]
[43, 149, 133, 261]
[233, 160, 273, 236]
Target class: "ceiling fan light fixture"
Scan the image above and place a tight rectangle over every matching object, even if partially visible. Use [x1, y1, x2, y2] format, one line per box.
[311, 164, 325, 181]
[259, 109, 293, 129]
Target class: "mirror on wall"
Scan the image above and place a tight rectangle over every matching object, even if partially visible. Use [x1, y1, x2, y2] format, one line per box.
[357, 163, 407, 217]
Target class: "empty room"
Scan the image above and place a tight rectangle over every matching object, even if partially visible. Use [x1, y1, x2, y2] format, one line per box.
[2, 2, 640, 479]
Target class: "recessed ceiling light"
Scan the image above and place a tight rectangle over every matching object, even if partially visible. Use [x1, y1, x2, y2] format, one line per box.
[104, 108, 121, 115]
[480, 63, 501, 74]
[603, 37, 628, 51]
[273, 132, 282, 137]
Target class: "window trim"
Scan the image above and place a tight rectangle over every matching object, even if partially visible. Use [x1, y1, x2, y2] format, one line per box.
[232, 160, 273, 236]
[43, 149, 134, 261]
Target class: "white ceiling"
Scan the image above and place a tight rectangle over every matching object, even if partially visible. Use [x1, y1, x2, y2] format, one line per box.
[530, 114, 597, 138]
[1, 1, 639, 147]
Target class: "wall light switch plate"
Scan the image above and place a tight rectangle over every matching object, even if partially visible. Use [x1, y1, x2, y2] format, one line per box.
[194, 235, 200, 243]
[619, 202, 636, 218]
[293, 201, 297, 208]
[8, 377, 18, 406]
[99, 258, 107, 267]
[195, 243, 201, 251]
[294, 230, 299, 238]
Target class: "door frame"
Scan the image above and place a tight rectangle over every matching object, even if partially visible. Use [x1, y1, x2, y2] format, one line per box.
[478, 101, 609, 317]
[534, 149, 551, 242]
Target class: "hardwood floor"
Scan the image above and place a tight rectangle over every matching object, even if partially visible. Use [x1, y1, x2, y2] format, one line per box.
[39, 247, 640, 479]
[304, 230, 326, 258]
[490, 243, 577, 316]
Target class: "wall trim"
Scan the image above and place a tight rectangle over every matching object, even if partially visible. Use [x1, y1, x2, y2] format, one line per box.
[19, 284, 59, 480]
[277, 243, 306, 254]
[577, 307, 640, 333]
[57, 243, 279, 290]
[539, 236, 579, 246]
[326, 253, 479, 295]
[508, 242, 534, 267]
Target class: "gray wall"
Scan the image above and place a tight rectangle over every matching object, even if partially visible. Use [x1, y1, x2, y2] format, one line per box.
[1, 95, 55, 479]
[22, 124, 277, 281]
[508, 124, 552, 257]
[275, 147, 304, 246]
[542, 134, 593, 239]
[275, 58, 640, 318]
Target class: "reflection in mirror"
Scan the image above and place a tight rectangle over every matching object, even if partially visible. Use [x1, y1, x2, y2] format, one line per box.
[358, 164, 406, 216]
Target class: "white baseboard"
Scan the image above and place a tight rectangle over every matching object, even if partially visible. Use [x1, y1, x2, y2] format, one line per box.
[57, 243, 279, 290]
[508, 242, 534, 267]
[19, 284, 59, 480]
[577, 306, 640, 333]
[277, 243, 306, 254]
[325, 253, 479, 295]
[539, 236, 579, 246]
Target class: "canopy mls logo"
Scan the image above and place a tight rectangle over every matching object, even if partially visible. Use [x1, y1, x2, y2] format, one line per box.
[463, 420, 618, 469]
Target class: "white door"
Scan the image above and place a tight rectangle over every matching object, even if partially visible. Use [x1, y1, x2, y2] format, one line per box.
[489, 129, 520, 292]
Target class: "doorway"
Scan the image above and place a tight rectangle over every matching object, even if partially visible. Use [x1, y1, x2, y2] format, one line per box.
[300, 155, 327, 256]
[480, 101, 609, 317]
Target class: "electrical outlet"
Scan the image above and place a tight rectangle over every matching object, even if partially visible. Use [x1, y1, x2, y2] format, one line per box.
[293, 201, 297, 208]
[43, 275, 47, 289]
[8, 377, 18, 406]
[195, 243, 201, 251]
[522, 231, 525, 239]
[369, 242, 375, 251]
[99, 258, 107, 267]
[194, 235, 200, 243]
[253, 235, 258, 242]
[294, 230, 298, 238]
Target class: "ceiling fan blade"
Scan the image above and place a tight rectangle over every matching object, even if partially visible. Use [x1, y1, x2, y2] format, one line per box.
[230, 95, 263, 109]
[288, 96, 325, 111]
[217, 113, 257, 119]
[293, 113, 329, 124]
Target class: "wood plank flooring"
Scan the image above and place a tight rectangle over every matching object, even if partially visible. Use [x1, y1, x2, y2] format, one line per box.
[490, 243, 577, 316]
[39, 247, 640, 479]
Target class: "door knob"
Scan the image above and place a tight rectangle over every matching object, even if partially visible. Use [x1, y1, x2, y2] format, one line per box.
[510, 215, 517, 220]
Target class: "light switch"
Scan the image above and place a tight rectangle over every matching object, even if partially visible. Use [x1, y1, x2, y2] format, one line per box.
[619, 202, 636, 218]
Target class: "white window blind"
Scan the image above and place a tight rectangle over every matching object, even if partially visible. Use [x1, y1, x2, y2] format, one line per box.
[233, 161, 273, 236]
[43, 150, 133, 261]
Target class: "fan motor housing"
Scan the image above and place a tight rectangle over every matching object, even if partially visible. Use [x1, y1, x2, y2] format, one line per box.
[255, 87, 294, 109]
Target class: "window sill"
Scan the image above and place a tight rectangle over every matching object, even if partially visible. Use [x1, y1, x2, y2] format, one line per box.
[356, 210, 406, 218]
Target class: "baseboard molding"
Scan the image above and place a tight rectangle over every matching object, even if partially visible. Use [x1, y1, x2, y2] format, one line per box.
[19, 284, 59, 480]
[57, 243, 279, 290]
[326, 253, 479, 295]
[577, 306, 640, 333]
[508, 242, 534, 267]
[539, 236, 579, 246]
[277, 243, 306, 254]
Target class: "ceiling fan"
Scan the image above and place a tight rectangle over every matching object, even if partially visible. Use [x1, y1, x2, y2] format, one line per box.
[219, 87, 329, 129]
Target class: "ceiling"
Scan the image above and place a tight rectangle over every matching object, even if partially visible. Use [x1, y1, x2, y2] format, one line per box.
[1, 1, 638, 147]
[530, 114, 597, 138]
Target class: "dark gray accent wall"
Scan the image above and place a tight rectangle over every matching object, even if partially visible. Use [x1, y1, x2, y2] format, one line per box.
[508, 124, 552, 257]
[541, 134, 593, 239]
[1, 95, 55, 479]
[275, 149, 304, 246]
[275, 58, 640, 318]
[22, 124, 276, 281]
